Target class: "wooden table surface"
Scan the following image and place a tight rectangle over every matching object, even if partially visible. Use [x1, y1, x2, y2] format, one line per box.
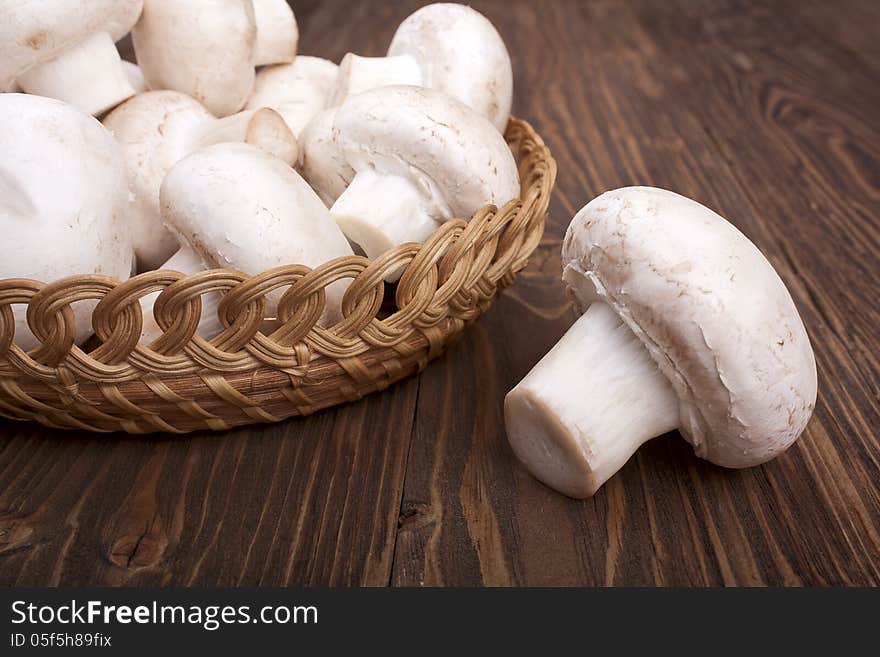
[2, 0, 879, 586]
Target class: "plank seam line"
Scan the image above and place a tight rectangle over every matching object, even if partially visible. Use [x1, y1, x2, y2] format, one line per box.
[387, 372, 423, 586]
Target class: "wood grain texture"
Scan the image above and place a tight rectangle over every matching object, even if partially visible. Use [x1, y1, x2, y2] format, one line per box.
[2, 0, 879, 586]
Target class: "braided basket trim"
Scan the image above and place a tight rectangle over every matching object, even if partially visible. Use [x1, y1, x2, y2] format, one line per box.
[0, 118, 556, 433]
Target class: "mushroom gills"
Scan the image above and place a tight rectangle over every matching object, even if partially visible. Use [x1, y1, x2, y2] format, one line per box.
[329, 169, 445, 259]
[17, 32, 134, 116]
[504, 301, 679, 498]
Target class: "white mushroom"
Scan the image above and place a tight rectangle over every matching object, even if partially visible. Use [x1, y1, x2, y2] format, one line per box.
[139, 245, 223, 345]
[298, 108, 354, 207]
[160, 143, 354, 324]
[0, 94, 132, 350]
[0, 0, 144, 116]
[329, 86, 520, 259]
[252, 0, 298, 66]
[103, 90, 297, 272]
[245, 56, 339, 136]
[132, 0, 256, 117]
[331, 3, 513, 132]
[505, 187, 818, 498]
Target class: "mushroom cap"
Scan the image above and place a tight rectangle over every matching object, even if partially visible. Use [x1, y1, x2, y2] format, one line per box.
[0, 94, 132, 347]
[0, 0, 143, 89]
[132, 0, 256, 117]
[160, 143, 353, 321]
[103, 90, 215, 271]
[387, 3, 513, 133]
[562, 187, 817, 468]
[245, 56, 339, 136]
[333, 85, 520, 219]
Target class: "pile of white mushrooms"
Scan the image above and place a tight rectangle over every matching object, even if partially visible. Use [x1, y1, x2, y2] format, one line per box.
[0, 2, 817, 496]
[0, 1, 518, 346]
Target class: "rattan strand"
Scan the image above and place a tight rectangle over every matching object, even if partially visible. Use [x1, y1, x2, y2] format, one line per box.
[0, 118, 556, 433]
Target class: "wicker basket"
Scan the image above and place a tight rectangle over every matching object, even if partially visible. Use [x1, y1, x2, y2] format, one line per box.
[0, 118, 555, 433]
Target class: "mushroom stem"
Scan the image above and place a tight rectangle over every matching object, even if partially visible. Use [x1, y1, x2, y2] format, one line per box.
[329, 169, 444, 259]
[504, 301, 680, 498]
[329, 54, 422, 107]
[189, 108, 298, 166]
[252, 0, 299, 66]
[17, 32, 134, 116]
[121, 61, 148, 94]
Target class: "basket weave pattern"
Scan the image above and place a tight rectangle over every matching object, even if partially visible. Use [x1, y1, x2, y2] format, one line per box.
[0, 118, 555, 433]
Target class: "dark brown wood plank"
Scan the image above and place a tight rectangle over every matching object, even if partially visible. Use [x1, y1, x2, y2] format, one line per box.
[0, 377, 418, 586]
[393, 0, 880, 585]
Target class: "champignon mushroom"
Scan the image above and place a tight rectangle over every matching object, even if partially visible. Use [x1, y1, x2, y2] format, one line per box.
[0, 0, 144, 116]
[245, 56, 339, 137]
[330, 3, 513, 132]
[0, 94, 132, 349]
[132, 0, 256, 117]
[329, 86, 520, 259]
[504, 187, 818, 498]
[103, 90, 297, 272]
[160, 143, 354, 324]
[251, 0, 298, 66]
[298, 108, 354, 207]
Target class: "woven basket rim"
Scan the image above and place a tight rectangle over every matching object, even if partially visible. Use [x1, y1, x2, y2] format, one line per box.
[0, 117, 557, 433]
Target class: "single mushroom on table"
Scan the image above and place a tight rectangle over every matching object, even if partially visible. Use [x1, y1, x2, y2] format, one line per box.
[504, 187, 818, 498]
[133, 0, 274, 117]
[157, 142, 354, 328]
[0, 94, 132, 350]
[245, 56, 339, 137]
[103, 90, 297, 272]
[330, 2, 513, 132]
[329, 85, 520, 260]
[0, 0, 144, 116]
